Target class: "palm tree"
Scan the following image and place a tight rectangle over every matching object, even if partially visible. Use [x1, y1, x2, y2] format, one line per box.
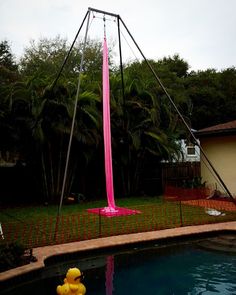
[109, 71, 182, 196]
[31, 79, 102, 203]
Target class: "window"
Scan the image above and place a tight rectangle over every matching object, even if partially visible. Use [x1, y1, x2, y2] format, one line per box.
[187, 146, 196, 155]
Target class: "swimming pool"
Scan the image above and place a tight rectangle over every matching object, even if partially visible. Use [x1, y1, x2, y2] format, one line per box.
[2, 237, 236, 295]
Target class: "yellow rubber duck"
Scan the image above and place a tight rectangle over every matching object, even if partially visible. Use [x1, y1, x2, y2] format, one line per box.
[57, 268, 86, 295]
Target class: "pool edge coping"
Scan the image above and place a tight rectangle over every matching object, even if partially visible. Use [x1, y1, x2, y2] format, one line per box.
[1, 221, 236, 282]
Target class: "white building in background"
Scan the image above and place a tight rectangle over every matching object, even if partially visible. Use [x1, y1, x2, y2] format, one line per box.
[179, 139, 200, 162]
[161, 139, 200, 163]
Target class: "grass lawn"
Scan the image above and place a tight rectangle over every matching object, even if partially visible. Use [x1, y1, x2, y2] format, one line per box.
[1, 196, 235, 249]
[0, 196, 161, 220]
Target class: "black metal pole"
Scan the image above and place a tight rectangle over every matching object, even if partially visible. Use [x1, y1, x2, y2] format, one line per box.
[51, 10, 90, 91]
[88, 7, 119, 18]
[99, 208, 102, 237]
[54, 10, 91, 241]
[58, 10, 91, 216]
[117, 16, 126, 127]
[179, 200, 183, 227]
[119, 16, 236, 205]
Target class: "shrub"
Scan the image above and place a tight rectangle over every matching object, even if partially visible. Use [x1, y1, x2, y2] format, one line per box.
[0, 241, 26, 272]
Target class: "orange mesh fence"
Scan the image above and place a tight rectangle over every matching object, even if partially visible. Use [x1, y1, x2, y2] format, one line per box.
[1, 202, 235, 249]
[164, 185, 211, 201]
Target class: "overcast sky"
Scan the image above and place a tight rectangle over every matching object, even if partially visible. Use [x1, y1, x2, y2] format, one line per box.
[1, 0, 236, 71]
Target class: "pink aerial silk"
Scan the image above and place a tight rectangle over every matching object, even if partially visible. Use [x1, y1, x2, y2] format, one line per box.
[106, 255, 114, 295]
[103, 37, 116, 211]
[87, 37, 140, 217]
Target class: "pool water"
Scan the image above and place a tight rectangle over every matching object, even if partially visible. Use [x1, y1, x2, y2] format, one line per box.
[3, 240, 236, 295]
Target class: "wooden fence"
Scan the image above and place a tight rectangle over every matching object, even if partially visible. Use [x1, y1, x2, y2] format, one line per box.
[162, 162, 201, 188]
[140, 162, 201, 195]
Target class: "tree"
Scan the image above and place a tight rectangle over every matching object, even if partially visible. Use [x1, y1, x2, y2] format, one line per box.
[10, 35, 236, 202]
[218, 67, 236, 123]
[156, 54, 189, 78]
[186, 68, 236, 129]
[20, 36, 104, 86]
[0, 40, 18, 71]
[0, 40, 21, 161]
[0, 36, 105, 202]
[109, 69, 183, 195]
[0, 40, 19, 101]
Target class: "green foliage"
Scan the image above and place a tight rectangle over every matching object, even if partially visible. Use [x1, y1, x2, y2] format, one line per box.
[20, 36, 104, 85]
[0, 241, 26, 272]
[182, 177, 206, 189]
[0, 40, 18, 71]
[1, 36, 236, 203]
[156, 54, 189, 78]
[186, 68, 236, 129]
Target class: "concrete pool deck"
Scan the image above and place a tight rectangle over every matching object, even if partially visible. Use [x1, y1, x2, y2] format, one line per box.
[1, 221, 236, 282]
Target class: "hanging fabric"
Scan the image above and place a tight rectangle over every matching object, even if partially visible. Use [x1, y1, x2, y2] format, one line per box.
[102, 36, 116, 211]
[87, 25, 140, 217]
